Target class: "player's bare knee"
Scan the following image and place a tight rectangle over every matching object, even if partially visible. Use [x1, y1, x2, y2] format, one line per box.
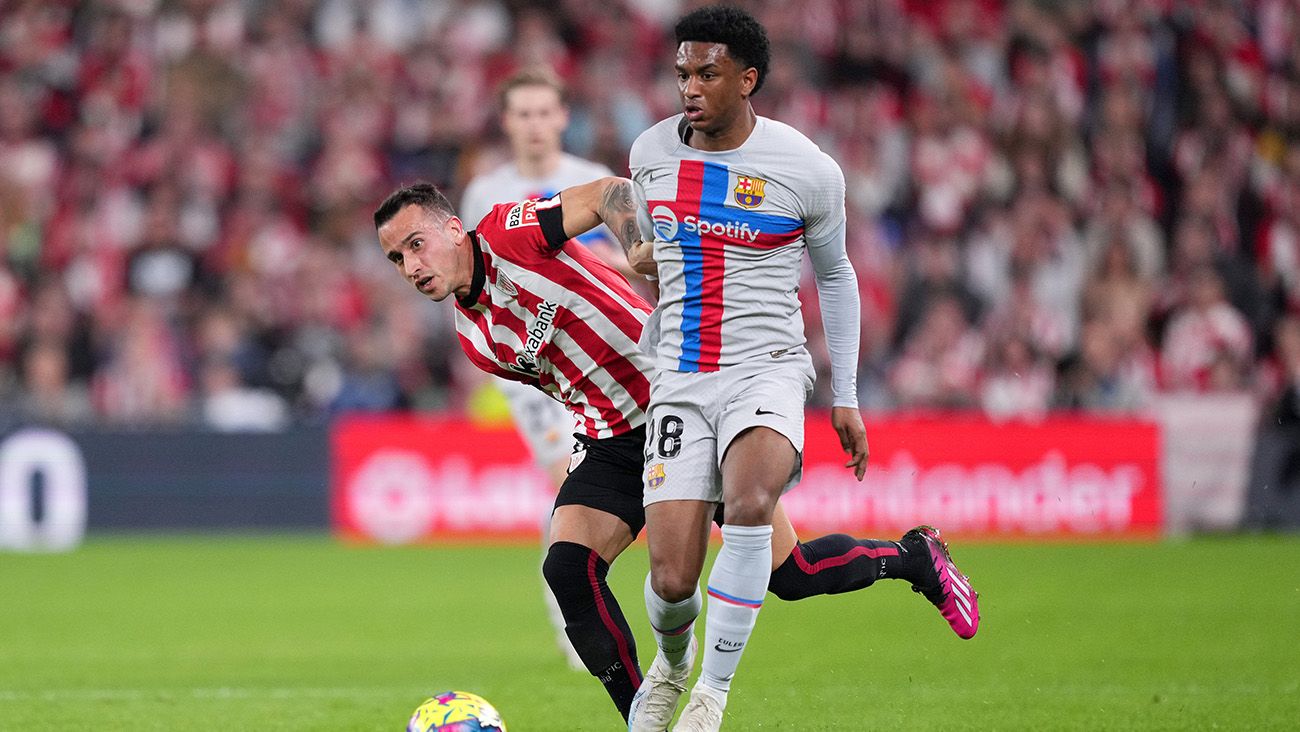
[720, 493, 777, 527]
[649, 565, 698, 603]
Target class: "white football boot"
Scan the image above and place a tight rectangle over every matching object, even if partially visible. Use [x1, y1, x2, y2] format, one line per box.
[627, 636, 696, 731]
[671, 683, 726, 731]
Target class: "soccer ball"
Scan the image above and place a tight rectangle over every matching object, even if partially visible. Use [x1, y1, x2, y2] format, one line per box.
[406, 691, 507, 732]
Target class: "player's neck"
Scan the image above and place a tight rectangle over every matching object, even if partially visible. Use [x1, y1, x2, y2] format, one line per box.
[453, 230, 482, 303]
[689, 105, 757, 152]
[515, 150, 562, 179]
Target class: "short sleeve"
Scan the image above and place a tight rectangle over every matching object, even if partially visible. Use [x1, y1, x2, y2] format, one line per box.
[474, 197, 569, 259]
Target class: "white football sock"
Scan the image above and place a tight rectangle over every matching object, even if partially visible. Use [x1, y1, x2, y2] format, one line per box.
[700, 523, 773, 694]
[644, 572, 701, 669]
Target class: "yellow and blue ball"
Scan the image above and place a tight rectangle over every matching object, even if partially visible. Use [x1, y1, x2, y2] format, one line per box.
[406, 691, 507, 732]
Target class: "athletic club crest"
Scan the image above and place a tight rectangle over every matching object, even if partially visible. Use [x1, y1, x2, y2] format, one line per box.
[733, 175, 766, 209]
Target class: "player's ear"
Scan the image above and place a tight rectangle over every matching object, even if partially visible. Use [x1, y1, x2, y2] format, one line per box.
[444, 214, 465, 241]
[740, 67, 758, 97]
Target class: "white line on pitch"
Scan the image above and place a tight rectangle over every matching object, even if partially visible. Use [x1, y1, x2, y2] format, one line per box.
[0, 687, 416, 702]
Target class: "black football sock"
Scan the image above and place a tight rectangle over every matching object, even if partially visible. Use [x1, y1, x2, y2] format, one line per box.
[541, 541, 642, 721]
[768, 534, 926, 600]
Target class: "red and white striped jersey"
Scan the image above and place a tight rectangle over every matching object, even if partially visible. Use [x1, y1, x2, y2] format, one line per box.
[455, 197, 654, 439]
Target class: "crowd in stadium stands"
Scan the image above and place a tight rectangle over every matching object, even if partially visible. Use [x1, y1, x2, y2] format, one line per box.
[1, 0, 1299, 430]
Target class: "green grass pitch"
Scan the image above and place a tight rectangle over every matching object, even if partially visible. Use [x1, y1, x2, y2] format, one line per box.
[2, 534, 1297, 730]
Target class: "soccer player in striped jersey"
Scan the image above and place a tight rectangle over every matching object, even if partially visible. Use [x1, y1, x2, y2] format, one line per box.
[626, 7, 981, 730]
[460, 68, 627, 671]
[377, 179, 654, 721]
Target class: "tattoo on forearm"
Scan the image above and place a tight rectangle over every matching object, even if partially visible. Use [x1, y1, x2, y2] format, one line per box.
[598, 180, 641, 253]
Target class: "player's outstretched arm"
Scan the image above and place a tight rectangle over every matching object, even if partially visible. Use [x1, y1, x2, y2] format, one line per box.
[558, 177, 657, 274]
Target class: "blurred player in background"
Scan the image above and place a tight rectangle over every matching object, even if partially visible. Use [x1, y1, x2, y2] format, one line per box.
[459, 67, 627, 671]
[627, 7, 981, 730]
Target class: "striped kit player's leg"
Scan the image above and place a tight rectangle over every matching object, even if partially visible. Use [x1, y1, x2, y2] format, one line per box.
[543, 428, 649, 722]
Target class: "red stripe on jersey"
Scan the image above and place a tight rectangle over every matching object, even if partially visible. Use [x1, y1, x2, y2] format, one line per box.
[536, 258, 649, 344]
[561, 314, 652, 413]
[743, 227, 807, 250]
[698, 236, 726, 368]
[456, 332, 523, 382]
[544, 338, 629, 435]
[560, 243, 654, 319]
[464, 302, 528, 372]
[678, 160, 726, 371]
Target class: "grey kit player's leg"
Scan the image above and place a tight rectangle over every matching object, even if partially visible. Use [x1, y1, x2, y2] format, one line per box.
[630, 500, 714, 731]
[673, 426, 792, 731]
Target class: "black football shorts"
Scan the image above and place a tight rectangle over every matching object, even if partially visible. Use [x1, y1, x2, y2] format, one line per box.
[555, 425, 648, 537]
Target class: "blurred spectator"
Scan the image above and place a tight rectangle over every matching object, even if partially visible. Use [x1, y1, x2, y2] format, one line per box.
[1258, 314, 1300, 408]
[328, 325, 404, 414]
[1160, 266, 1254, 393]
[15, 340, 94, 426]
[92, 298, 189, 423]
[890, 293, 984, 409]
[1081, 237, 1156, 355]
[1160, 215, 1266, 339]
[891, 234, 981, 350]
[1257, 171, 1300, 317]
[198, 356, 288, 432]
[1055, 316, 1156, 413]
[979, 330, 1054, 421]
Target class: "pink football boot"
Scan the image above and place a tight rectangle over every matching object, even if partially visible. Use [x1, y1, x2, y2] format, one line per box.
[904, 525, 980, 639]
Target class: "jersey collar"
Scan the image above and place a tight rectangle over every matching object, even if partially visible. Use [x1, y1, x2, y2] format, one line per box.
[457, 230, 487, 308]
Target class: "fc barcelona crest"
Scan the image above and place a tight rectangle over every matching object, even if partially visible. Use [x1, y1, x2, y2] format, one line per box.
[734, 175, 766, 209]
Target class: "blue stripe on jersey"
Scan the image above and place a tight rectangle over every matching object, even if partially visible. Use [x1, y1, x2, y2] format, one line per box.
[677, 183, 706, 372]
[676, 162, 731, 370]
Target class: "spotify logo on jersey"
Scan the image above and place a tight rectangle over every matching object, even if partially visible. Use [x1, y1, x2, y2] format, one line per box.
[649, 206, 764, 244]
[651, 206, 678, 241]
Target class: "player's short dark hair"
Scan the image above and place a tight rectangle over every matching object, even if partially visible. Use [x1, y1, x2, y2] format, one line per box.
[373, 182, 456, 229]
[497, 66, 567, 110]
[674, 4, 771, 95]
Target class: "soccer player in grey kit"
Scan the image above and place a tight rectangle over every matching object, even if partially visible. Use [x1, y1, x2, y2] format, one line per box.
[626, 7, 981, 730]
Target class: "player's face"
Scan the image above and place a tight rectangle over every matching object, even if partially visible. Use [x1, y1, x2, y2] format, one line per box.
[377, 204, 471, 302]
[501, 85, 568, 160]
[676, 41, 757, 135]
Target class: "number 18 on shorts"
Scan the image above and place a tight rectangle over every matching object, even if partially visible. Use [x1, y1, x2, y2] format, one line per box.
[641, 360, 813, 505]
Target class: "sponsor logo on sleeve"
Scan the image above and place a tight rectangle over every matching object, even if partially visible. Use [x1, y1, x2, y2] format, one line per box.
[504, 201, 539, 229]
